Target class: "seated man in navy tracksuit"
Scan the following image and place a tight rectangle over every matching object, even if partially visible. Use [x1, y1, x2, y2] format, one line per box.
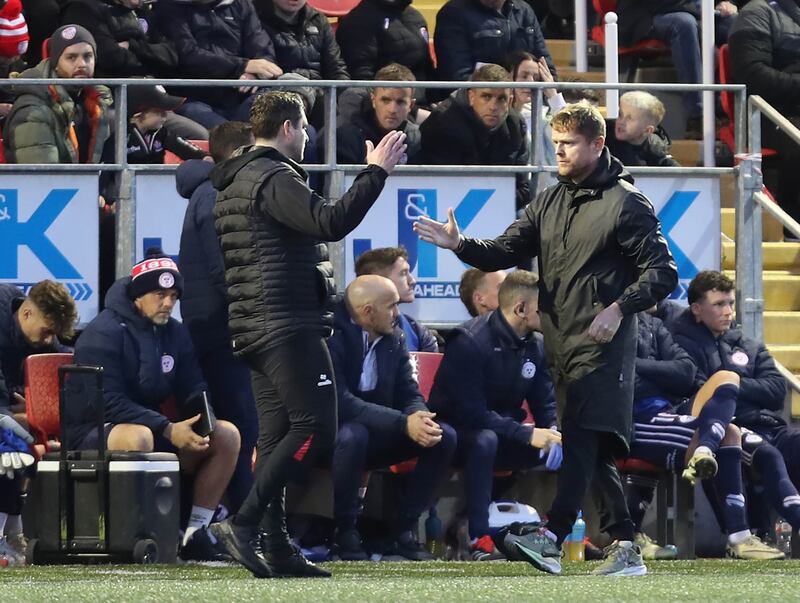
[666, 270, 800, 550]
[428, 270, 562, 561]
[327, 275, 456, 561]
[71, 250, 241, 562]
[627, 308, 783, 560]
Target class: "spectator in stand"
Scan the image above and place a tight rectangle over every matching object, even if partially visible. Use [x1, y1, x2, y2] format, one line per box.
[458, 268, 506, 317]
[429, 270, 561, 561]
[507, 50, 565, 167]
[4, 25, 113, 164]
[420, 64, 529, 209]
[729, 0, 800, 235]
[336, 63, 421, 164]
[336, 0, 433, 94]
[178, 121, 258, 514]
[153, 0, 283, 129]
[0, 0, 29, 126]
[71, 250, 241, 562]
[434, 0, 555, 83]
[355, 246, 438, 352]
[665, 271, 800, 550]
[126, 85, 207, 164]
[327, 275, 456, 560]
[0, 281, 77, 566]
[59, 0, 208, 140]
[255, 0, 348, 117]
[615, 1, 702, 138]
[606, 91, 679, 168]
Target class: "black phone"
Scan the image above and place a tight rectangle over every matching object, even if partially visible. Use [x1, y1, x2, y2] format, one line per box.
[184, 391, 216, 437]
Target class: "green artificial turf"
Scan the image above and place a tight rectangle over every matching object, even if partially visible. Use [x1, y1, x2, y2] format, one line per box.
[2, 560, 800, 602]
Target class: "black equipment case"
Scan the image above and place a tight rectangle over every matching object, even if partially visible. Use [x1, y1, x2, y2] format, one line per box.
[23, 365, 180, 564]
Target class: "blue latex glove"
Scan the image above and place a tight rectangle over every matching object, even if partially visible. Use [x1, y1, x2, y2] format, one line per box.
[545, 442, 563, 471]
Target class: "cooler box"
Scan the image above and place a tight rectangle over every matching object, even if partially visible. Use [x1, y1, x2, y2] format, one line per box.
[26, 451, 179, 563]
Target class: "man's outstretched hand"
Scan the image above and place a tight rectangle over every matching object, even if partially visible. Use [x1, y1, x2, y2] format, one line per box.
[412, 207, 461, 250]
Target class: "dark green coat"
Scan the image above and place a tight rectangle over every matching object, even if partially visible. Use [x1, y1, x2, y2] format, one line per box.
[457, 149, 678, 450]
[3, 60, 113, 164]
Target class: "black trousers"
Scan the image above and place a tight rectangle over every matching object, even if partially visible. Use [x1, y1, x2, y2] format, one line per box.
[546, 421, 635, 545]
[234, 334, 338, 528]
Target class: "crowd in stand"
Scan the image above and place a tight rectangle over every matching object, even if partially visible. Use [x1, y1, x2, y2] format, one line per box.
[1, 0, 800, 576]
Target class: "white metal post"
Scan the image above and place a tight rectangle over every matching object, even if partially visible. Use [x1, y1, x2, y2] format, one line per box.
[604, 12, 619, 119]
[701, 0, 716, 166]
[575, 0, 588, 73]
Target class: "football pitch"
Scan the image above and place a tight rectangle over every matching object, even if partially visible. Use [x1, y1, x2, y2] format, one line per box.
[3, 560, 800, 602]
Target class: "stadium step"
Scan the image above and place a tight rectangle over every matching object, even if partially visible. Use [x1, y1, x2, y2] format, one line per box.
[547, 39, 575, 69]
[720, 207, 784, 242]
[722, 242, 800, 272]
[769, 345, 800, 373]
[765, 312, 800, 344]
[722, 272, 800, 312]
[670, 140, 702, 167]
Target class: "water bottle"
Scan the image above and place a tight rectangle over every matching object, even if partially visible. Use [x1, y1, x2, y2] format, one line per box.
[564, 512, 586, 562]
[775, 520, 792, 557]
[425, 507, 444, 557]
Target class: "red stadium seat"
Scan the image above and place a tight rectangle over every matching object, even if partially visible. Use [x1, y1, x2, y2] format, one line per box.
[390, 351, 444, 474]
[24, 353, 74, 458]
[307, 0, 361, 30]
[591, 0, 670, 83]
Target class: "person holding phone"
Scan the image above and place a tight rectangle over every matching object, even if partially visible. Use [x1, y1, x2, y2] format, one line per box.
[72, 248, 241, 563]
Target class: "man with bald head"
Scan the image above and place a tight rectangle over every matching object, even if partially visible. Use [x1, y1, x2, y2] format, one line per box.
[327, 275, 457, 561]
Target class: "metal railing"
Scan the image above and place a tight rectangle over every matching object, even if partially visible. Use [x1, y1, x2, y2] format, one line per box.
[0, 77, 746, 290]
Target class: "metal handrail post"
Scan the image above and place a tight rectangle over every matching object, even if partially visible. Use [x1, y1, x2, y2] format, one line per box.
[604, 12, 619, 119]
[324, 84, 347, 293]
[735, 152, 764, 341]
[114, 82, 136, 279]
[701, 0, 716, 167]
[529, 87, 543, 196]
[734, 88, 746, 155]
[575, 0, 587, 73]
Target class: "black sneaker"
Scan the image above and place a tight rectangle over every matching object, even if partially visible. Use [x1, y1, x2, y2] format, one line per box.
[179, 526, 231, 562]
[209, 518, 274, 578]
[263, 540, 331, 578]
[333, 528, 369, 561]
[393, 531, 435, 561]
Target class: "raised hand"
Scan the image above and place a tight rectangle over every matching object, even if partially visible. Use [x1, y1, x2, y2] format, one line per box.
[365, 130, 407, 173]
[412, 207, 461, 250]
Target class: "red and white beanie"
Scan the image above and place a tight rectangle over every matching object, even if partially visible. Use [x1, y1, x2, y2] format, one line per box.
[0, 0, 29, 59]
[129, 248, 184, 300]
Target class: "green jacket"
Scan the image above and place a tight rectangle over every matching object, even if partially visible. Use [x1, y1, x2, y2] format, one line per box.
[3, 60, 113, 164]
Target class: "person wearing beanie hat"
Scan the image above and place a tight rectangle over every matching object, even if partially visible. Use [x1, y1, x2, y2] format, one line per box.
[0, 0, 29, 62]
[72, 248, 241, 562]
[3, 23, 112, 164]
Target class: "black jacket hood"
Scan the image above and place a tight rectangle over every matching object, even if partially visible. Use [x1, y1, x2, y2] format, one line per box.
[176, 158, 214, 199]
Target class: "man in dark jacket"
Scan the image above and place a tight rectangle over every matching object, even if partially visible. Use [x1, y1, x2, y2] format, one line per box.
[72, 252, 241, 562]
[628, 309, 784, 560]
[606, 91, 679, 168]
[256, 0, 348, 103]
[430, 270, 561, 561]
[729, 0, 800, 230]
[336, 63, 422, 165]
[336, 0, 434, 88]
[153, 0, 283, 129]
[354, 246, 437, 352]
[434, 0, 554, 83]
[209, 91, 407, 578]
[328, 275, 456, 560]
[666, 271, 800, 543]
[420, 64, 530, 209]
[415, 102, 678, 576]
[178, 121, 256, 513]
[0, 280, 76, 564]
